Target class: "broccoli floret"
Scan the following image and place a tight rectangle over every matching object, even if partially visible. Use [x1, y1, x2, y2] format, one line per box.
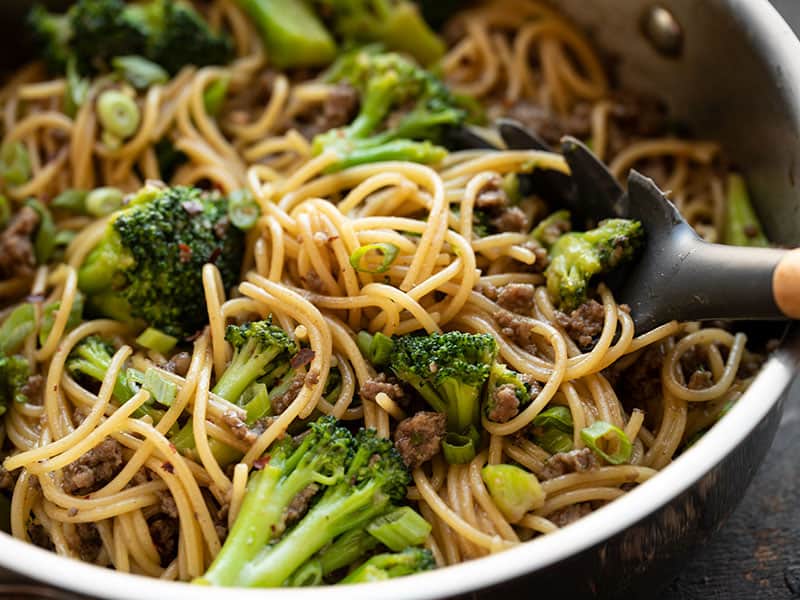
[27, 0, 233, 77]
[77, 185, 244, 338]
[313, 1, 445, 66]
[27, 5, 73, 72]
[340, 547, 435, 583]
[66, 336, 137, 403]
[70, 0, 148, 74]
[483, 362, 539, 423]
[0, 353, 32, 415]
[212, 319, 298, 403]
[312, 48, 465, 170]
[199, 419, 412, 587]
[389, 331, 497, 434]
[143, 1, 234, 75]
[545, 217, 643, 311]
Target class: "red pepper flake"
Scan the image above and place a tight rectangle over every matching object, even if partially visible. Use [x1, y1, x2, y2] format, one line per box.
[208, 247, 221, 264]
[290, 347, 315, 370]
[178, 243, 192, 263]
[168, 443, 178, 453]
[162, 461, 175, 473]
[253, 455, 270, 470]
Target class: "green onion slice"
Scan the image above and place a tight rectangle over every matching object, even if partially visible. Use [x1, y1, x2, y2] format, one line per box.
[97, 90, 141, 139]
[203, 76, 229, 117]
[86, 187, 124, 217]
[532, 405, 574, 433]
[442, 431, 476, 464]
[136, 327, 178, 354]
[112, 55, 169, 90]
[143, 368, 177, 407]
[367, 506, 432, 550]
[349, 243, 399, 274]
[580, 421, 632, 465]
[25, 198, 56, 264]
[52, 189, 88, 214]
[0, 303, 35, 354]
[239, 382, 270, 424]
[0, 142, 31, 186]
[65, 58, 89, 118]
[228, 189, 260, 230]
[534, 427, 573, 455]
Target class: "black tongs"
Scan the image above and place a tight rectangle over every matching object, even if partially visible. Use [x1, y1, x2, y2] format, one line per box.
[448, 121, 800, 333]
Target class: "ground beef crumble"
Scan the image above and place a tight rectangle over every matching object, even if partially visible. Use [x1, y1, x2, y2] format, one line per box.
[540, 448, 599, 480]
[69, 523, 102, 562]
[394, 411, 446, 469]
[548, 502, 594, 528]
[0, 206, 39, 280]
[496, 283, 536, 315]
[556, 300, 605, 350]
[62, 438, 124, 496]
[360, 373, 405, 406]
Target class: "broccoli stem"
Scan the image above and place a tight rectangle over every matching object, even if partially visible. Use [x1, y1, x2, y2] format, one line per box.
[211, 338, 283, 402]
[237, 482, 389, 587]
[723, 173, 769, 247]
[235, 0, 336, 69]
[330, 139, 447, 171]
[199, 463, 286, 586]
[373, 3, 445, 67]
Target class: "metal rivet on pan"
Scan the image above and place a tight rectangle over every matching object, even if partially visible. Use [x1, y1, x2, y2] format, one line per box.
[641, 5, 684, 58]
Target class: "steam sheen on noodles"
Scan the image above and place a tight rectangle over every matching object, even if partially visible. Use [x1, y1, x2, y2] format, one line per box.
[0, 0, 766, 581]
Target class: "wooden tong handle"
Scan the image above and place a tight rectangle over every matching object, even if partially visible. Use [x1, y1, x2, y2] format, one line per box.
[773, 248, 800, 318]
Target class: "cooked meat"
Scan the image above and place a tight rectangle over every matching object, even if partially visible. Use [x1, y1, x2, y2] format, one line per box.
[490, 206, 529, 233]
[496, 283, 536, 315]
[270, 373, 305, 415]
[687, 370, 713, 390]
[548, 502, 593, 528]
[360, 373, 406, 406]
[504, 100, 593, 147]
[475, 177, 509, 210]
[27, 522, 54, 551]
[495, 309, 538, 354]
[556, 300, 605, 350]
[0, 205, 39, 280]
[221, 410, 256, 444]
[301, 270, 325, 294]
[19, 374, 44, 403]
[163, 351, 191, 377]
[520, 240, 550, 273]
[157, 489, 178, 519]
[70, 523, 102, 562]
[394, 411, 447, 469]
[610, 344, 665, 429]
[148, 517, 178, 566]
[540, 448, 599, 480]
[319, 84, 359, 132]
[284, 483, 319, 527]
[488, 384, 520, 423]
[62, 438, 124, 496]
[604, 91, 668, 158]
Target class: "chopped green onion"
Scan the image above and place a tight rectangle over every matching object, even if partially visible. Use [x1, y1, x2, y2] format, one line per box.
[318, 529, 378, 577]
[203, 76, 229, 117]
[143, 368, 177, 406]
[441, 431, 476, 464]
[532, 406, 574, 433]
[0, 142, 31, 186]
[136, 327, 178, 354]
[239, 382, 270, 424]
[356, 330, 394, 367]
[52, 189, 88, 214]
[503, 172, 520, 203]
[287, 560, 322, 587]
[65, 58, 89, 118]
[356, 330, 373, 359]
[97, 90, 141, 139]
[228, 189, 260, 230]
[481, 464, 544, 522]
[349, 243, 399, 274]
[0, 195, 10, 227]
[724, 173, 769, 247]
[534, 427, 573, 455]
[25, 198, 56, 264]
[580, 421, 632, 465]
[112, 55, 169, 90]
[0, 303, 35, 354]
[86, 187, 124, 217]
[366, 506, 432, 550]
[39, 292, 83, 347]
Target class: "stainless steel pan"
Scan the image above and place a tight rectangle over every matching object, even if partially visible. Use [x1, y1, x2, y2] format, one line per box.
[0, 1, 798, 598]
